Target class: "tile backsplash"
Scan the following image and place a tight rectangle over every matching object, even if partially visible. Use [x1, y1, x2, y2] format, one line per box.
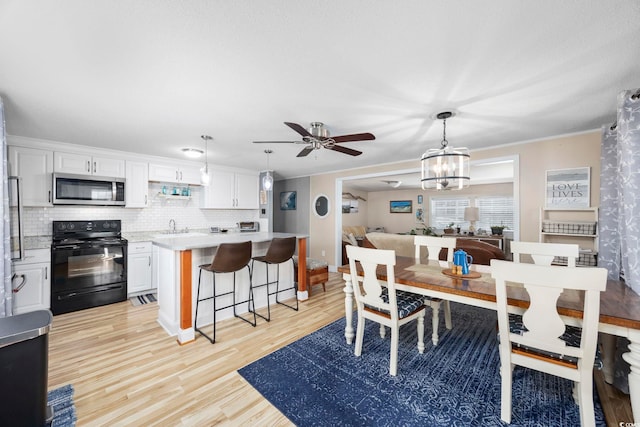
[20, 183, 259, 237]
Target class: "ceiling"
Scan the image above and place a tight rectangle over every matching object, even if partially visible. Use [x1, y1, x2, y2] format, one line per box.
[1, 1, 639, 181]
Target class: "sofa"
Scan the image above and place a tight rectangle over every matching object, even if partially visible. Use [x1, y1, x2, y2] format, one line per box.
[342, 226, 367, 248]
[341, 232, 505, 266]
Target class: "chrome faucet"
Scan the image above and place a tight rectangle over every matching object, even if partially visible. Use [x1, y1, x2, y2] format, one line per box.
[169, 219, 176, 233]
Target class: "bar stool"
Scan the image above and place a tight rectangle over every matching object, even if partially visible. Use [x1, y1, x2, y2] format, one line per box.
[194, 241, 254, 344]
[250, 236, 298, 322]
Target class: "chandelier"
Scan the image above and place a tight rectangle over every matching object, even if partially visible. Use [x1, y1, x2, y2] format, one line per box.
[421, 111, 470, 190]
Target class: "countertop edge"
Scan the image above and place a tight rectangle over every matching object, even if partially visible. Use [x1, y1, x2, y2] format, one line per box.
[151, 232, 308, 251]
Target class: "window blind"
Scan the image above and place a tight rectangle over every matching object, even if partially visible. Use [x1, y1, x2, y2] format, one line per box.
[476, 196, 514, 230]
[429, 198, 470, 228]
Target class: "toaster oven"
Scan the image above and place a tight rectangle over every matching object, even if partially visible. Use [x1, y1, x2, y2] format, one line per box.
[238, 221, 259, 232]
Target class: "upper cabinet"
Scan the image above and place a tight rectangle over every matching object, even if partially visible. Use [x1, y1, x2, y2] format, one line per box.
[8, 146, 54, 206]
[148, 163, 201, 185]
[54, 152, 125, 178]
[201, 169, 259, 209]
[125, 161, 149, 208]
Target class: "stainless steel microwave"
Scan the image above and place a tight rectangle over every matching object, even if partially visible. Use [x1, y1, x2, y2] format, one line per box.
[53, 173, 125, 206]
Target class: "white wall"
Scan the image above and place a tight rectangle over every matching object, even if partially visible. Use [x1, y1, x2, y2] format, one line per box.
[362, 182, 513, 234]
[310, 130, 602, 268]
[21, 183, 259, 237]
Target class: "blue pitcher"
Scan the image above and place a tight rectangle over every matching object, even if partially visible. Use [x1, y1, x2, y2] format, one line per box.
[453, 249, 473, 275]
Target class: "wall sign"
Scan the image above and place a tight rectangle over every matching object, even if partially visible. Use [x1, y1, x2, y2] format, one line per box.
[545, 167, 590, 209]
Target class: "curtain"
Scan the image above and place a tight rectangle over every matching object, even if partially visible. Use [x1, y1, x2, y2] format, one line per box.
[599, 88, 640, 291]
[599, 88, 640, 394]
[1, 97, 11, 317]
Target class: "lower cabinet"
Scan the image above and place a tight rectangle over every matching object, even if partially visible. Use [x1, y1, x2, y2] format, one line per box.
[11, 249, 50, 314]
[127, 242, 154, 295]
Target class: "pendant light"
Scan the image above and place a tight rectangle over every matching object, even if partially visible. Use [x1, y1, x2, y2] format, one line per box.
[262, 149, 274, 191]
[421, 111, 470, 190]
[200, 135, 212, 186]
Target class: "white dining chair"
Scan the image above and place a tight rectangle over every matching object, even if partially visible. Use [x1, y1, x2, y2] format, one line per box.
[346, 245, 427, 376]
[414, 235, 456, 345]
[490, 259, 607, 427]
[511, 241, 579, 267]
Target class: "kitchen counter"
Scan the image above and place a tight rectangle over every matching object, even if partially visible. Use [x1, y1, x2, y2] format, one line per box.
[122, 229, 211, 243]
[152, 231, 309, 344]
[151, 231, 308, 251]
[12, 236, 51, 251]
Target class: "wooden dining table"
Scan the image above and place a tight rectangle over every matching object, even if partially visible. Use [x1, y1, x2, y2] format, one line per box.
[337, 257, 640, 422]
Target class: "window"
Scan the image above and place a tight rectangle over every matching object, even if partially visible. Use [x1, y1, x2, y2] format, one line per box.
[430, 195, 514, 231]
[476, 196, 514, 230]
[430, 198, 469, 228]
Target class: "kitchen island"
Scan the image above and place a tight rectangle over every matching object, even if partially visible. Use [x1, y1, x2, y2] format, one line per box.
[152, 232, 308, 344]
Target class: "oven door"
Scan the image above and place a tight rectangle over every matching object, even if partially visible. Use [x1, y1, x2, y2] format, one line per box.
[51, 242, 127, 314]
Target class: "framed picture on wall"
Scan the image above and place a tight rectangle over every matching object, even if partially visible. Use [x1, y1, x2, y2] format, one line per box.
[280, 191, 297, 210]
[390, 200, 412, 213]
[545, 167, 590, 209]
[417, 195, 423, 204]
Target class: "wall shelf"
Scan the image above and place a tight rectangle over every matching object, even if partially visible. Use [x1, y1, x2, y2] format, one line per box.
[539, 207, 598, 267]
[156, 193, 191, 201]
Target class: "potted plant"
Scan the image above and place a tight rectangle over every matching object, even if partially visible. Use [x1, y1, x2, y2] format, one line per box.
[443, 222, 455, 234]
[491, 225, 506, 236]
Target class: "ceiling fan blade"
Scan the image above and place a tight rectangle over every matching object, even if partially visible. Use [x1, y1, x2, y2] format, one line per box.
[252, 141, 297, 144]
[284, 122, 313, 137]
[296, 147, 315, 157]
[329, 145, 362, 156]
[331, 132, 375, 143]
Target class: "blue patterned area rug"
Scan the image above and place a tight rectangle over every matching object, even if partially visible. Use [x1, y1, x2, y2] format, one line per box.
[48, 384, 77, 426]
[238, 303, 605, 426]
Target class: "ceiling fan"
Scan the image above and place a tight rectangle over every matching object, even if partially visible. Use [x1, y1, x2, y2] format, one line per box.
[253, 122, 375, 157]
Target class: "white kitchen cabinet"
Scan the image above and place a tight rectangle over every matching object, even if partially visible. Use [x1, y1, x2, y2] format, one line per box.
[128, 242, 154, 295]
[8, 146, 54, 207]
[11, 249, 50, 314]
[54, 152, 125, 178]
[201, 169, 259, 209]
[235, 172, 260, 209]
[148, 163, 201, 185]
[125, 161, 149, 208]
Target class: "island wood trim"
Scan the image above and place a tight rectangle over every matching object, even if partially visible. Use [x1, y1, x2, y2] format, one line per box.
[179, 250, 194, 344]
[298, 237, 307, 295]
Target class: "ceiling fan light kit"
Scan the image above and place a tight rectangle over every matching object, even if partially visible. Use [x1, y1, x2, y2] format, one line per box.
[200, 135, 212, 186]
[421, 111, 470, 191]
[252, 121, 375, 157]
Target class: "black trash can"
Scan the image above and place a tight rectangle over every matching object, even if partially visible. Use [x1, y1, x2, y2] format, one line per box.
[0, 310, 53, 426]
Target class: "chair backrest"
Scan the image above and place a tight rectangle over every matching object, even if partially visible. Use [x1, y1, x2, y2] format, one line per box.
[346, 245, 400, 320]
[264, 237, 296, 264]
[511, 241, 579, 267]
[490, 259, 607, 366]
[211, 241, 252, 273]
[414, 235, 456, 262]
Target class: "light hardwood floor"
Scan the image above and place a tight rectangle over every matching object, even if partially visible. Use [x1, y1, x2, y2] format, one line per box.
[48, 272, 631, 426]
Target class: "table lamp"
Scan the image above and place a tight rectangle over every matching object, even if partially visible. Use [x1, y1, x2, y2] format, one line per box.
[464, 207, 479, 235]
